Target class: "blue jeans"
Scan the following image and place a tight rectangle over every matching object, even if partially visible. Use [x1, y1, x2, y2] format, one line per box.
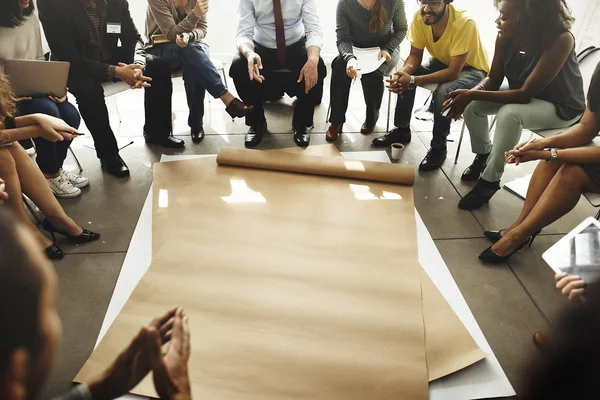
[18, 98, 80, 174]
[394, 58, 486, 150]
[147, 42, 228, 131]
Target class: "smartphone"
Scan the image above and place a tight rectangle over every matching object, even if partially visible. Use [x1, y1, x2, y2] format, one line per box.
[63, 130, 85, 136]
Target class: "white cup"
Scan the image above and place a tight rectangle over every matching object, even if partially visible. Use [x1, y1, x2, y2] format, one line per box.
[391, 143, 405, 160]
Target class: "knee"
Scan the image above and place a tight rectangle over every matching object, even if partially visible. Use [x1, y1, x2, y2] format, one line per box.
[69, 78, 104, 103]
[496, 104, 523, 126]
[229, 53, 248, 79]
[0, 147, 16, 176]
[332, 56, 346, 74]
[556, 163, 585, 185]
[317, 57, 327, 80]
[60, 102, 81, 129]
[432, 84, 452, 110]
[30, 98, 61, 118]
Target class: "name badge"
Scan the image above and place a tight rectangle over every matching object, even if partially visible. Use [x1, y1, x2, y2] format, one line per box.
[107, 22, 121, 34]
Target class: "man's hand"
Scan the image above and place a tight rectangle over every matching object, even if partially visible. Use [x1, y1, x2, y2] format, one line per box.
[176, 32, 190, 48]
[87, 307, 179, 400]
[193, 0, 209, 17]
[441, 89, 472, 121]
[298, 58, 319, 94]
[33, 114, 76, 142]
[115, 63, 146, 86]
[386, 71, 410, 96]
[346, 58, 359, 80]
[378, 50, 391, 63]
[555, 273, 586, 301]
[0, 178, 8, 205]
[49, 88, 69, 104]
[149, 307, 192, 400]
[245, 51, 265, 83]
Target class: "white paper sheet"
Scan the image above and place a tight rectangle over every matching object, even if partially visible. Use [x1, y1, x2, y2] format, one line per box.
[353, 46, 386, 75]
[98, 152, 514, 400]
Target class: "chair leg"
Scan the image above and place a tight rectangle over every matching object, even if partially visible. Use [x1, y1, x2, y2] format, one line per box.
[68, 147, 83, 172]
[386, 90, 392, 132]
[326, 103, 331, 124]
[454, 122, 467, 164]
[595, 208, 600, 221]
[114, 96, 123, 123]
[23, 194, 42, 225]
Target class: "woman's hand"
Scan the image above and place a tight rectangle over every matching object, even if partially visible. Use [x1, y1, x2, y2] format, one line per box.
[346, 58, 359, 80]
[378, 50, 391, 63]
[505, 149, 549, 165]
[0, 178, 8, 204]
[49, 88, 68, 104]
[441, 89, 472, 120]
[33, 114, 76, 142]
[555, 273, 586, 301]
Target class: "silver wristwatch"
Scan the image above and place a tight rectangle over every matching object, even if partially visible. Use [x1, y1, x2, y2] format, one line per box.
[408, 75, 416, 91]
[546, 148, 558, 163]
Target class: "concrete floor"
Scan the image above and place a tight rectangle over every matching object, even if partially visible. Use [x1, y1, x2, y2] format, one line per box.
[37, 72, 596, 399]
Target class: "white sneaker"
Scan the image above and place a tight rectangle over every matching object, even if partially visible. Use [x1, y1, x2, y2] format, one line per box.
[25, 147, 36, 156]
[47, 174, 81, 198]
[60, 169, 89, 189]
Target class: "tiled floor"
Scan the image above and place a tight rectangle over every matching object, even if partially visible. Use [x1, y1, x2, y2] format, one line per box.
[37, 66, 598, 400]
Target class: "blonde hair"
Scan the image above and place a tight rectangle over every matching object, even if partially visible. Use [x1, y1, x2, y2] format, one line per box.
[0, 74, 16, 130]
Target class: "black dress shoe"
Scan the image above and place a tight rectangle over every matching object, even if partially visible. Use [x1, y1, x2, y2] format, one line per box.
[372, 127, 411, 147]
[42, 219, 101, 244]
[419, 148, 447, 171]
[100, 155, 130, 178]
[45, 244, 64, 260]
[191, 126, 205, 144]
[478, 232, 539, 264]
[145, 135, 185, 148]
[293, 125, 310, 147]
[458, 179, 500, 210]
[461, 153, 490, 181]
[245, 122, 267, 148]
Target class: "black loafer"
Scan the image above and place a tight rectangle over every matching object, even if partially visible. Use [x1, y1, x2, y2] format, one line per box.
[372, 127, 411, 147]
[458, 179, 500, 210]
[191, 126, 205, 144]
[145, 135, 185, 148]
[245, 122, 267, 148]
[461, 153, 489, 181]
[293, 125, 310, 147]
[419, 148, 447, 171]
[100, 155, 130, 178]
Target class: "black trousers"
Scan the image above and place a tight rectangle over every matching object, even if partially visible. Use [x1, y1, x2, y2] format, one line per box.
[329, 56, 385, 126]
[68, 74, 119, 159]
[143, 54, 173, 140]
[229, 39, 327, 127]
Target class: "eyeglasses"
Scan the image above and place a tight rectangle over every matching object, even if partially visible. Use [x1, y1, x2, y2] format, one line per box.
[417, 0, 444, 8]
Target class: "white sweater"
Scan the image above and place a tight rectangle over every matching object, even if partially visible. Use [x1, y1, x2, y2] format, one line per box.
[0, 11, 44, 74]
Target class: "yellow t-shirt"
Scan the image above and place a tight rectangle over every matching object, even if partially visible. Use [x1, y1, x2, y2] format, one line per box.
[407, 5, 490, 74]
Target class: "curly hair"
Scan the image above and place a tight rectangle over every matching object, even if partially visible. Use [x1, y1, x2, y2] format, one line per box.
[494, 0, 574, 45]
[0, 74, 17, 130]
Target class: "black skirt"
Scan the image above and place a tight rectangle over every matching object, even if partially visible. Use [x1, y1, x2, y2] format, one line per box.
[580, 164, 600, 187]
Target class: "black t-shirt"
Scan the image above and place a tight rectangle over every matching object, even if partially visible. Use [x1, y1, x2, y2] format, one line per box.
[588, 62, 600, 120]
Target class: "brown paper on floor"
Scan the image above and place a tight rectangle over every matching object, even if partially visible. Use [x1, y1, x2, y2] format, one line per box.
[76, 155, 430, 399]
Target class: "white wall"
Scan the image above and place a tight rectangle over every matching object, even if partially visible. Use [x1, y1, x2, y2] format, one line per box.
[127, 0, 596, 64]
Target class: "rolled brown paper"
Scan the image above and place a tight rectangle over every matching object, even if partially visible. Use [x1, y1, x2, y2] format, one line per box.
[216, 147, 416, 186]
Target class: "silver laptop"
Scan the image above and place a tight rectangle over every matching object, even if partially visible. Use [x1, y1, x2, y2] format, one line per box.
[4, 59, 70, 98]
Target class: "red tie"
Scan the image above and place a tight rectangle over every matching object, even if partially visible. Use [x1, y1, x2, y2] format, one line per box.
[273, 0, 286, 64]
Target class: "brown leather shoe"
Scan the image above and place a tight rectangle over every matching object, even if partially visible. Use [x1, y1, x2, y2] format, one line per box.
[360, 123, 375, 134]
[226, 98, 254, 119]
[326, 123, 343, 142]
[532, 331, 551, 350]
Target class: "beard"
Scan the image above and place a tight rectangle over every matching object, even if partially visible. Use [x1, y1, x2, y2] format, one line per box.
[421, 4, 447, 25]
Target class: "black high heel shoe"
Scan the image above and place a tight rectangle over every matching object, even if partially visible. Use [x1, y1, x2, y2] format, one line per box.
[484, 228, 542, 244]
[42, 219, 100, 244]
[478, 231, 541, 263]
[45, 244, 64, 260]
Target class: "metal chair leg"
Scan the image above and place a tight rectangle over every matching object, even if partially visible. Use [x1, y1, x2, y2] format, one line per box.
[595, 208, 600, 220]
[326, 103, 331, 124]
[386, 90, 392, 132]
[454, 122, 466, 164]
[68, 147, 83, 172]
[23, 195, 42, 225]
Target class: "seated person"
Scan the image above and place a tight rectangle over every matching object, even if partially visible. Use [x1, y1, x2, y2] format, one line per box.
[144, 0, 253, 146]
[444, 0, 586, 210]
[38, 0, 152, 178]
[230, 0, 327, 148]
[0, 209, 192, 400]
[373, 0, 490, 172]
[326, 0, 407, 142]
[476, 62, 600, 263]
[0, 74, 99, 260]
[0, 0, 87, 199]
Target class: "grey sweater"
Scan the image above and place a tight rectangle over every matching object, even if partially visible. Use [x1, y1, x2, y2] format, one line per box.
[336, 0, 407, 62]
[145, 0, 207, 46]
[0, 11, 44, 73]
